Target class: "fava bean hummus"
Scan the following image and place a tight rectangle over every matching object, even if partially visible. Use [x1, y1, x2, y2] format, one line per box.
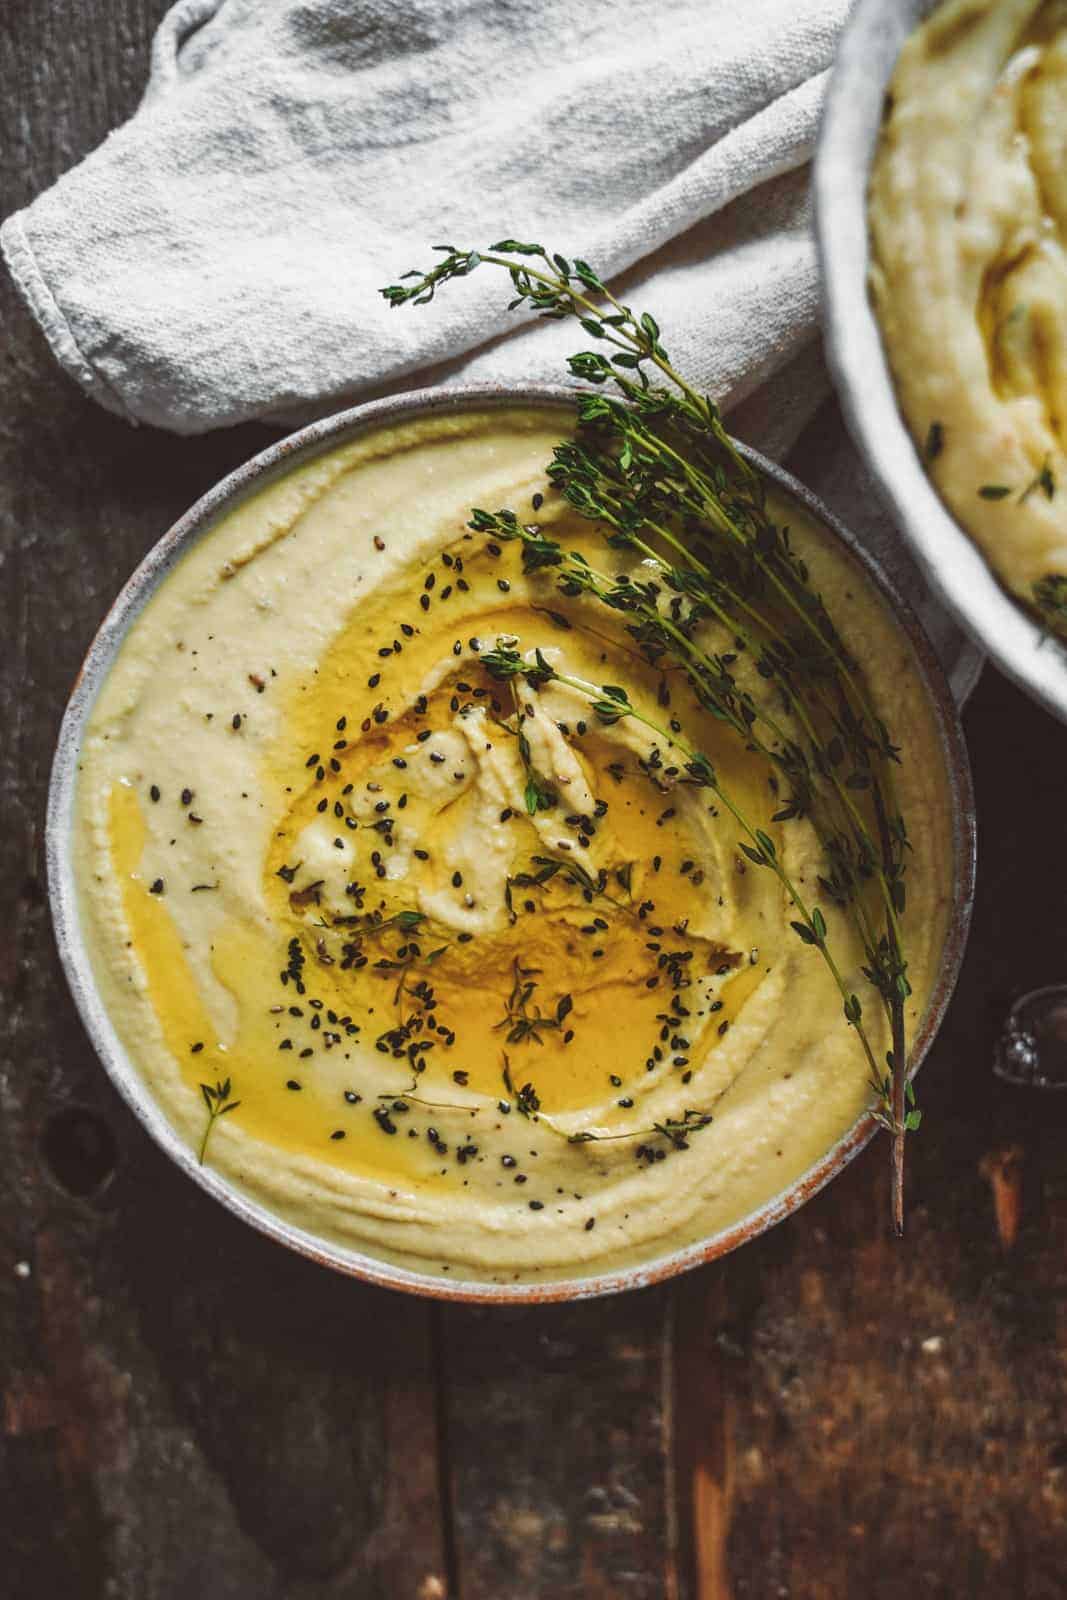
[74, 407, 954, 1284]
[870, 0, 1067, 633]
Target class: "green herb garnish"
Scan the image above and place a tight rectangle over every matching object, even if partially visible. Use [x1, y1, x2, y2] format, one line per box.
[198, 1077, 241, 1164]
[494, 957, 570, 1045]
[1033, 573, 1067, 631]
[385, 240, 917, 1231]
[1020, 461, 1056, 504]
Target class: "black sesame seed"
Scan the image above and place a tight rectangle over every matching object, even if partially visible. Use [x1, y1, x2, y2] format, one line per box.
[149, 785, 160, 803]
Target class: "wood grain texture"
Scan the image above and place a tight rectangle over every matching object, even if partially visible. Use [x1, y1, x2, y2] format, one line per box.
[4, 4, 1067, 1598]
[439, 1291, 676, 1600]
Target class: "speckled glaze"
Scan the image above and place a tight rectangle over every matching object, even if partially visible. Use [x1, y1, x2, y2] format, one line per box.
[815, 0, 1067, 725]
[47, 384, 977, 1303]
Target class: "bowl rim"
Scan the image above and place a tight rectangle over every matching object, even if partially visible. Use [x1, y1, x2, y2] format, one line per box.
[46, 380, 977, 1304]
[814, 0, 1067, 726]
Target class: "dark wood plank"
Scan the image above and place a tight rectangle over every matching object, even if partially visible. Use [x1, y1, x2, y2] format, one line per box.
[440, 1290, 676, 1599]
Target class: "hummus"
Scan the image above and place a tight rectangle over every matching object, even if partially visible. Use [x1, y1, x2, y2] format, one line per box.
[869, 0, 1067, 630]
[74, 406, 954, 1284]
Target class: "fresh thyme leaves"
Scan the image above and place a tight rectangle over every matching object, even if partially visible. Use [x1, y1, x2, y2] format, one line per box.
[509, 680, 557, 814]
[982, 461, 1055, 506]
[494, 958, 570, 1045]
[1033, 573, 1067, 631]
[651, 1109, 715, 1148]
[198, 1077, 241, 1164]
[503, 845, 631, 927]
[500, 1055, 712, 1157]
[372, 932, 449, 1007]
[1020, 460, 1056, 504]
[385, 240, 915, 1231]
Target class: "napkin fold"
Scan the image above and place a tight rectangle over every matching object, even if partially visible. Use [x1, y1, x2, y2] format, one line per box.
[2, 0, 850, 450]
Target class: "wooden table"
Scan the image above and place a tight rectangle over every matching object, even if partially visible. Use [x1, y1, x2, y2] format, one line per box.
[3, 7, 1066, 1595]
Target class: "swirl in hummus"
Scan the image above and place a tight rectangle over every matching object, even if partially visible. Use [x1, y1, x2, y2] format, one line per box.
[74, 407, 955, 1284]
[869, 0, 1067, 633]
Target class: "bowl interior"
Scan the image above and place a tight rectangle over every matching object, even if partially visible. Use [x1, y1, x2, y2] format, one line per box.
[815, 0, 1067, 725]
[47, 384, 976, 1303]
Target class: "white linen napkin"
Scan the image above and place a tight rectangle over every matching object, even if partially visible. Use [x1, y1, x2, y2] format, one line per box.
[2, 0, 849, 449]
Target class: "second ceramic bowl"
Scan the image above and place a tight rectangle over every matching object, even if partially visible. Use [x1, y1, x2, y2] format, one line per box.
[815, 0, 1067, 725]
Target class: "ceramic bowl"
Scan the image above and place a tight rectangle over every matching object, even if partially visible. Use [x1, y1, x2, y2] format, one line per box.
[48, 384, 977, 1301]
[815, 0, 1067, 724]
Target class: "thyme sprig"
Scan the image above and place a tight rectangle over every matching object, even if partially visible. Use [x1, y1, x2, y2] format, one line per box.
[198, 1077, 241, 1165]
[494, 957, 572, 1045]
[384, 240, 915, 1231]
[501, 1055, 713, 1155]
[506, 679, 557, 814]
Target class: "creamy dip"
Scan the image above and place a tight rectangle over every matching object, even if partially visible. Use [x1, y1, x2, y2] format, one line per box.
[74, 406, 954, 1284]
[869, 0, 1067, 630]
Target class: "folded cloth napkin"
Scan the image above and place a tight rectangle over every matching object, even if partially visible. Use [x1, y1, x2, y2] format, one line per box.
[3, 0, 851, 453]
